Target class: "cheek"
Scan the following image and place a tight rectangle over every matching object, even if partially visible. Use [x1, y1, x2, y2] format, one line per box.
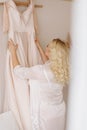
[45, 50, 48, 55]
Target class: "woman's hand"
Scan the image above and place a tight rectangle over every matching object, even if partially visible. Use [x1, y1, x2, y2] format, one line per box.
[8, 39, 20, 68]
[35, 38, 40, 47]
[35, 38, 48, 63]
[8, 39, 18, 54]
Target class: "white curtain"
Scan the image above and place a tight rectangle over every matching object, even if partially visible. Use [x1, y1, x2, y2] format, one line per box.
[66, 0, 87, 130]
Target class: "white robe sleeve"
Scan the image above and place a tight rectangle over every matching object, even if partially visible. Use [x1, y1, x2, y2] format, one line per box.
[13, 65, 47, 81]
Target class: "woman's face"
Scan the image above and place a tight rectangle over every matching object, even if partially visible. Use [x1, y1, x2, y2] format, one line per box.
[45, 43, 51, 58]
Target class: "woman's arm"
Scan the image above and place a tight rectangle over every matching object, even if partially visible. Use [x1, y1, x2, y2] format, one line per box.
[8, 40, 20, 68]
[8, 39, 47, 80]
[35, 39, 48, 63]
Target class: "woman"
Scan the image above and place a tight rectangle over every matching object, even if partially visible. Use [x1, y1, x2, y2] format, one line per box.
[8, 38, 69, 130]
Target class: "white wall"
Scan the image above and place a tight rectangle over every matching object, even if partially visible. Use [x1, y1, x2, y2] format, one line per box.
[34, 0, 72, 47]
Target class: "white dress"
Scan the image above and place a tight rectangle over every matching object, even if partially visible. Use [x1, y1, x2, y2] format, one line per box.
[3, 1, 42, 130]
[14, 61, 66, 130]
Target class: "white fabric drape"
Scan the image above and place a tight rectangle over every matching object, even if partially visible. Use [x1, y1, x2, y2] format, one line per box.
[0, 111, 19, 130]
[2, 0, 42, 130]
[66, 0, 87, 130]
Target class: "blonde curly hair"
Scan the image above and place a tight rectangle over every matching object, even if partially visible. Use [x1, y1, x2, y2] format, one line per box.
[49, 39, 69, 85]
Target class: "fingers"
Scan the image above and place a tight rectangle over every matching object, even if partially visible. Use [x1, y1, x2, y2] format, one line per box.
[15, 44, 18, 49]
[35, 39, 37, 42]
[8, 40, 11, 48]
[8, 39, 13, 46]
[35, 38, 39, 43]
[9, 39, 14, 45]
[8, 39, 18, 46]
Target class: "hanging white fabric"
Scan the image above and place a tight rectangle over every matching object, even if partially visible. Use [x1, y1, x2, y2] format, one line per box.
[3, 0, 42, 129]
